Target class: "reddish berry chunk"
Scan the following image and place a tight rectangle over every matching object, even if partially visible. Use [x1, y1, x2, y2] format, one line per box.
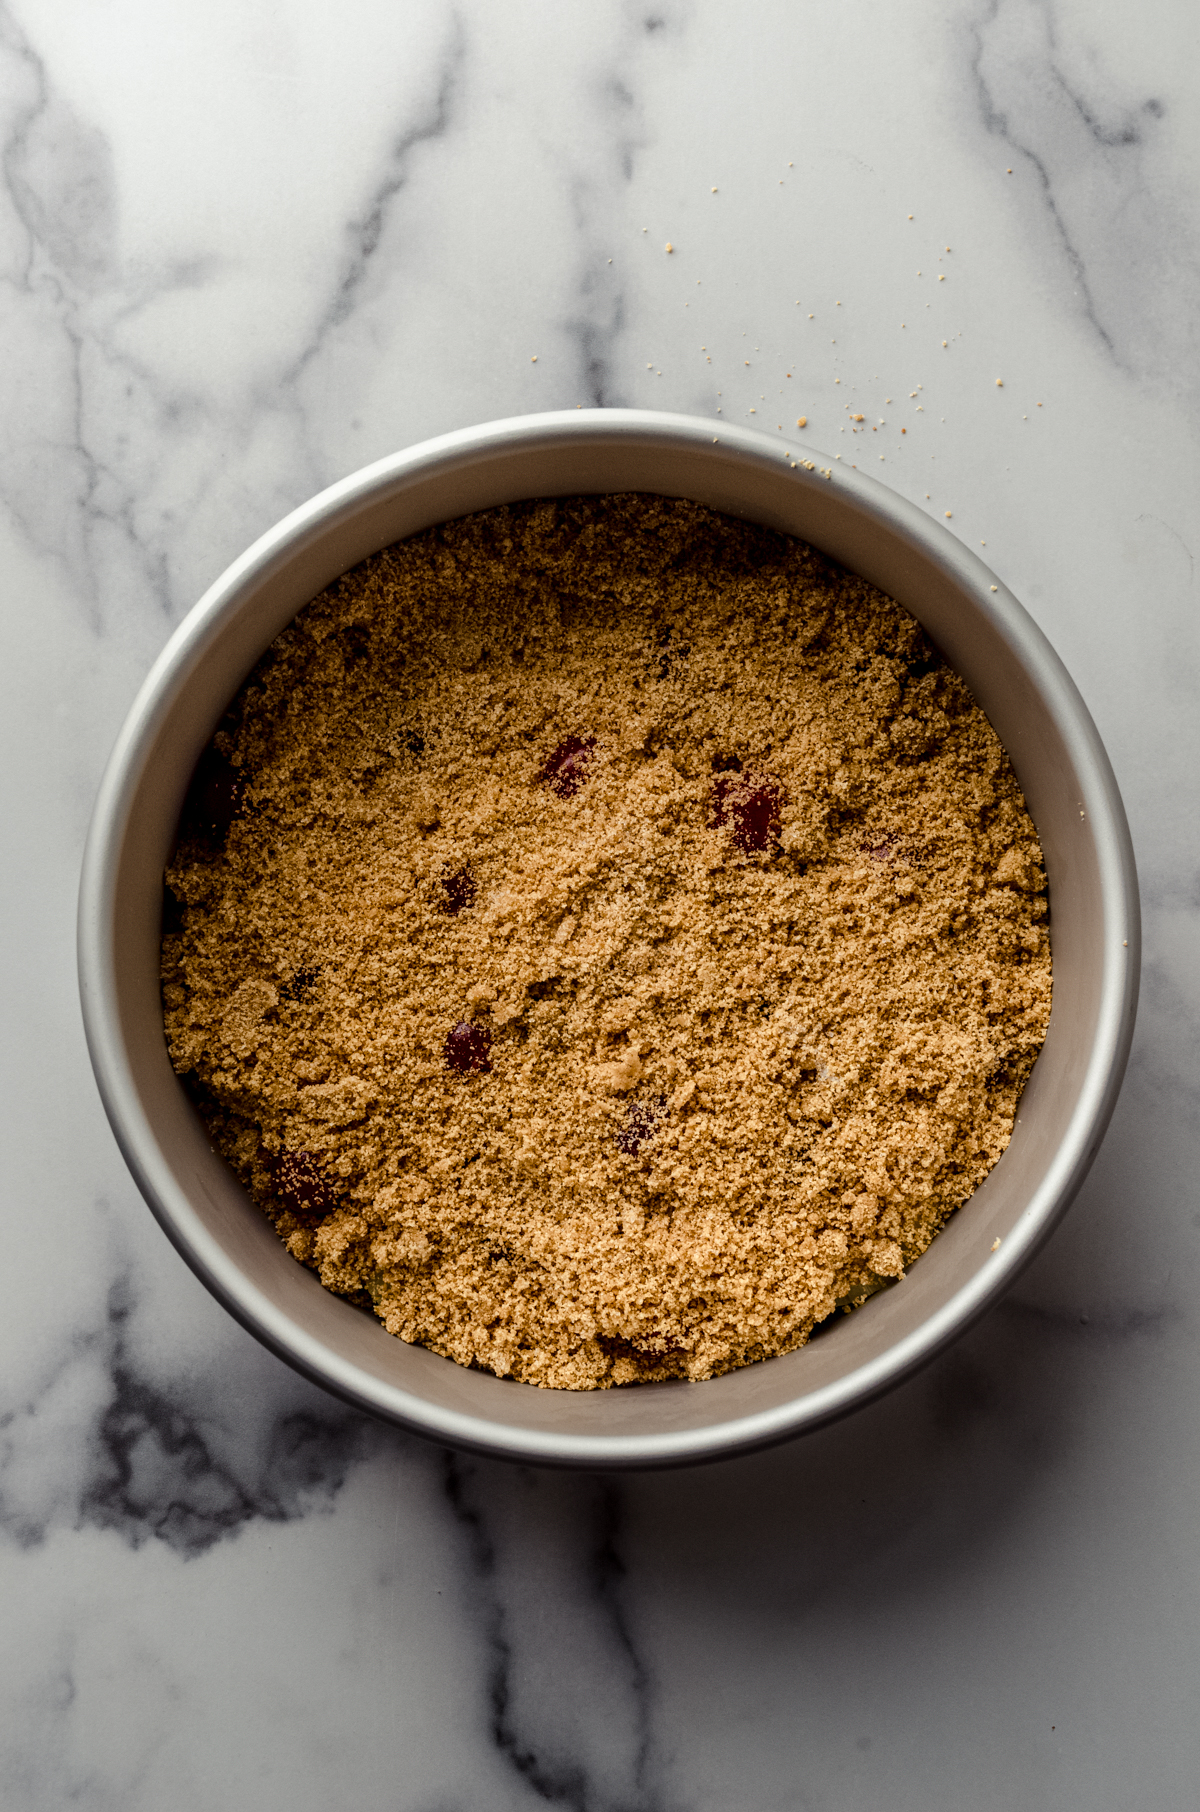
[537, 736, 596, 798]
[270, 1150, 336, 1225]
[711, 769, 784, 853]
[616, 1096, 667, 1155]
[441, 865, 477, 915]
[445, 1020, 492, 1076]
[863, 835, 898, 864]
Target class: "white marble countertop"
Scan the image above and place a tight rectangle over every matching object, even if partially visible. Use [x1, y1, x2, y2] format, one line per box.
[3, 2, 1198, 1805]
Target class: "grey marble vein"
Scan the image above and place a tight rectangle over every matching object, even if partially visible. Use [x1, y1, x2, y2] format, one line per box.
[967, 0, 1200, 387]
[286, 14, 467, 390]
[443, 1458, 662, 1812]
[557, 16, 682, 410]
[0, 1272, 370, 1557]
[0, 3, 127, 611]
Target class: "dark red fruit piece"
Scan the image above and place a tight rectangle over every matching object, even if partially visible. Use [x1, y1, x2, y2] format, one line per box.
[616, 1096, 667, 1155]
[863, 835, 898, 864]
[711, 776, 735, 820]
[270, 1150, 336, 1225]
[445, 1020, 492, 1076]
[709, 757, 745, 843]
[711, 771, 784, 853]
[536, 736, 596, 798]
[441, 865, 477, 915]
[182, 747, 243, 846]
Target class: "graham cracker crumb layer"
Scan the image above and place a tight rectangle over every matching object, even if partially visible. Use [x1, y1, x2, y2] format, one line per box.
[162, 494, 1052, 1389]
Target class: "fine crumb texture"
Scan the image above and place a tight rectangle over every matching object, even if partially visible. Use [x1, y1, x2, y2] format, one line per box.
[162, 496, 1052, 1389]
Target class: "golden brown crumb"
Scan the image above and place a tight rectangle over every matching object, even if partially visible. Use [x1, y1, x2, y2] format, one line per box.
[163, 496, 1051, 1391]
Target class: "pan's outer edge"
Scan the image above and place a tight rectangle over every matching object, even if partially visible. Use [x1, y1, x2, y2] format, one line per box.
[77, 410, 1141, 1467]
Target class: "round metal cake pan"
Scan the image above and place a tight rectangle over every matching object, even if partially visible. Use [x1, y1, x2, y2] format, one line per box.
[77, 410, 1140, 1467]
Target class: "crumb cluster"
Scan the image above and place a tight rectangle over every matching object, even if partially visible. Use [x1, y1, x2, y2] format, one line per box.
[162, 495, 1051, 1389]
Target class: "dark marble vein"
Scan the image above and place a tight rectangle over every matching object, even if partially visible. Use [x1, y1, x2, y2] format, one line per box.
[0, 6, 469, 625]
[590, 1486, 654, 1802]
[0, 5, 180, 617]
[443, 1455, 667, 1812]
[559, 9, 687, 409]
[0, 4, 114, 290]
[562, 178, 626, 410]
[85, 1280, 368, 1556]
[965, 0, 1194, 384]
[286, 15, 467, 386]
[444, 1453, 591, 1810]
[0, 1277, 368, 1558]
[967, 0, 1116, 360]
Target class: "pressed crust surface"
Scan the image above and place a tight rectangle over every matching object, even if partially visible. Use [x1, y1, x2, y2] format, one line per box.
[162, 496, 1051, 1389]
